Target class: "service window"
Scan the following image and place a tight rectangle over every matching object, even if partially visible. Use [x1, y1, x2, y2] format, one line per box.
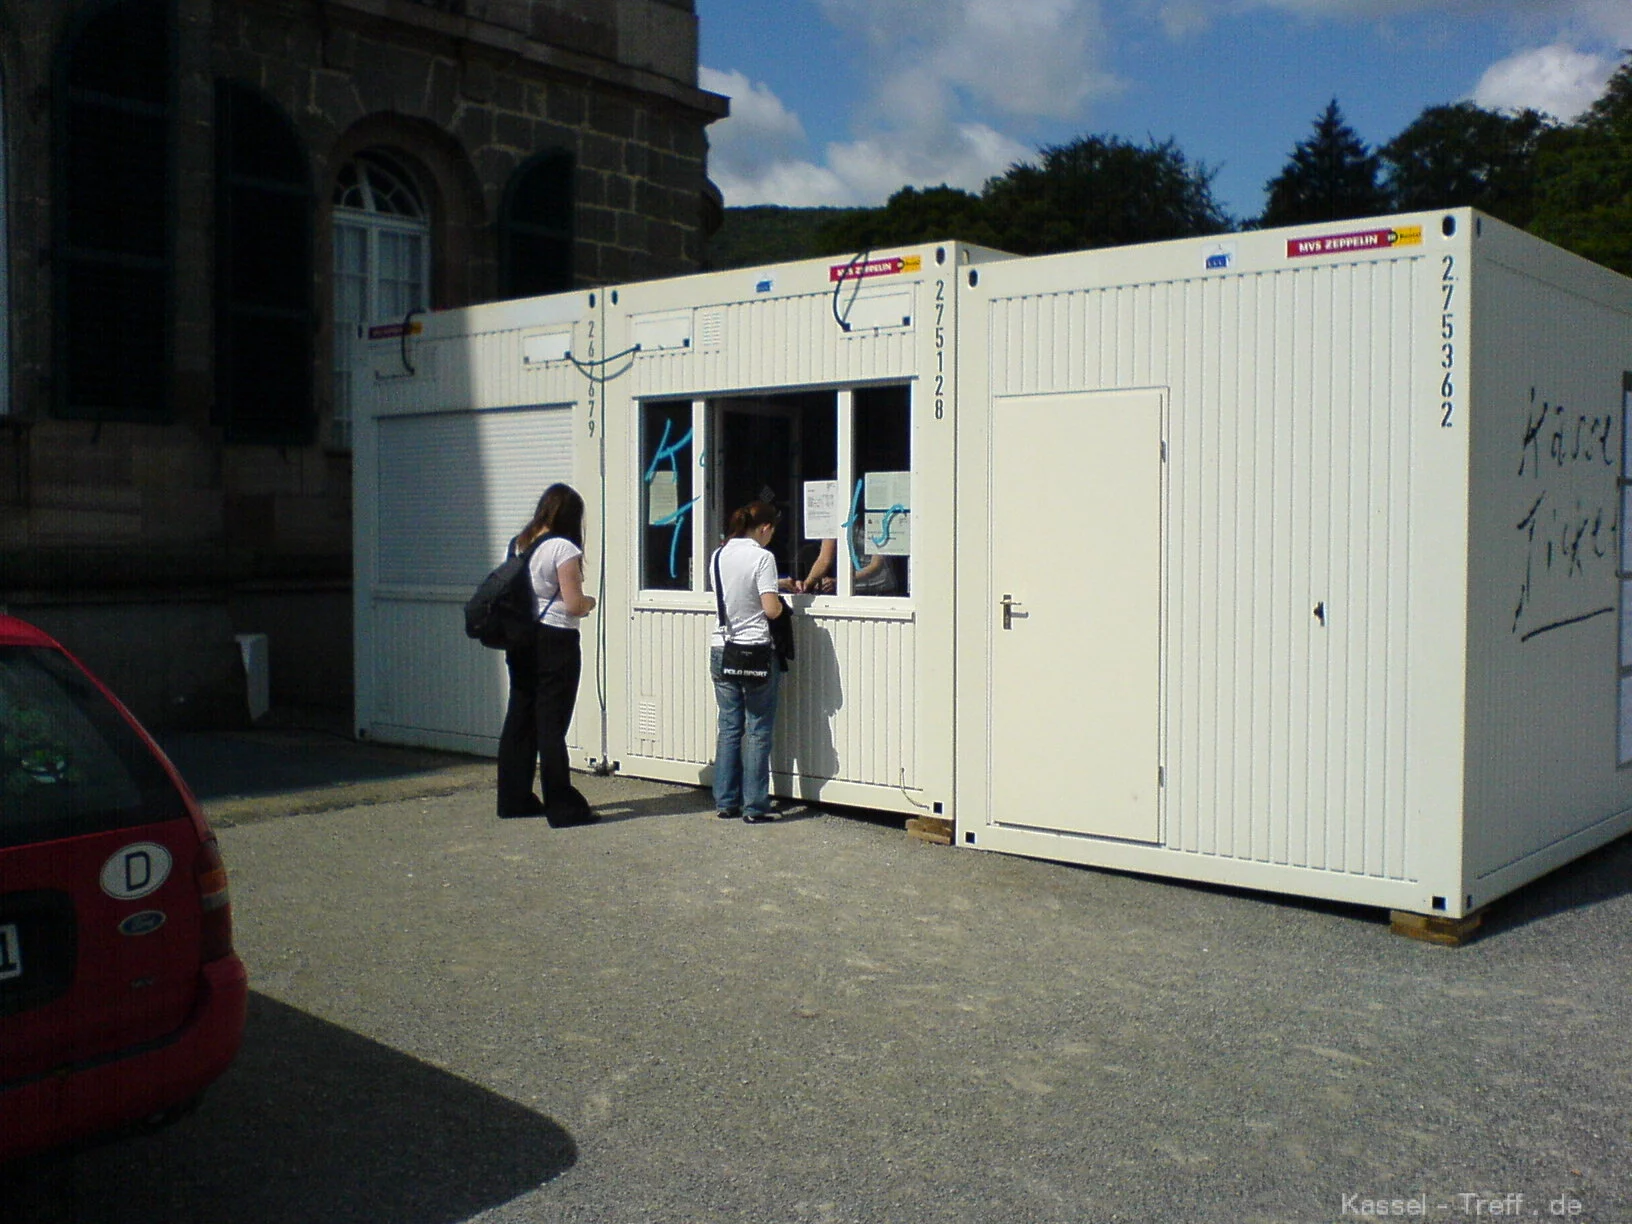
[640, 399, 696, 590]
[709, 391, 836, 583]
[846, 385, 911, 597]
[637, 383, 911, 598]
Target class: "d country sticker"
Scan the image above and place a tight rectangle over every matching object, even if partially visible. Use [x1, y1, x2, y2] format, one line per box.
[1286, 226, 1422, 259]
[100, 843, 173, 901]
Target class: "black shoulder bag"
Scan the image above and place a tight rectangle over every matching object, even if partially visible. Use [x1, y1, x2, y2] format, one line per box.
[712, 548, 774, 687]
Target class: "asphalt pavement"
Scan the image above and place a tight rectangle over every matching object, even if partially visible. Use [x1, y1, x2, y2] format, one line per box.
[5, 717, 1631, 1223]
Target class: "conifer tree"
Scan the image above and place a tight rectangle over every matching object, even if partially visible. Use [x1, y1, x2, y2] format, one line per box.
[1261, 99, 1390, 227]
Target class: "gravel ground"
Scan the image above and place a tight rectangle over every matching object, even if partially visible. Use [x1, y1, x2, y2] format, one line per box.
[6, 761, 1630, 1224]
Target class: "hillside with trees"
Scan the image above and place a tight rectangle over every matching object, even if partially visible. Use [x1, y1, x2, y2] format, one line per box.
[709, 57, 1632, 277]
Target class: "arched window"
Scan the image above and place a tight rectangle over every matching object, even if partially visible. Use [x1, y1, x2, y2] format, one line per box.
[54, 0, 172, 422]
[499, 148, 574, 298]
[215, 80, 314, 444]
[332, 152, 430, 449]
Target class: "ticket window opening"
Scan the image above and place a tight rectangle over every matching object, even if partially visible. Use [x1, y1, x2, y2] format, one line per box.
[709, 392, 835, 582]
[638, 386, 911, 597]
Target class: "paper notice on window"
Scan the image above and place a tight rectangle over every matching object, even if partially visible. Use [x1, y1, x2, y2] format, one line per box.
[864, 509, 911, 556]
[864, 470, 911, 511]
[647, 470, 679, 525]
[803, 480, 840, 539]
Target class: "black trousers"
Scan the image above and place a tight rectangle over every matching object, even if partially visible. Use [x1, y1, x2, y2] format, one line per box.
[496, 625, 583, 815]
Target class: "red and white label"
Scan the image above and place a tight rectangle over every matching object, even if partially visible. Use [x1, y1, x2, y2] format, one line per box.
[366, 320, 424, 341]
[1286, 226, 1422, 259]
[829, 255, 923, 282]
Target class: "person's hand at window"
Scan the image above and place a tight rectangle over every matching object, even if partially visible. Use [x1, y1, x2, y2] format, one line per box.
[794, 538, 837, 594]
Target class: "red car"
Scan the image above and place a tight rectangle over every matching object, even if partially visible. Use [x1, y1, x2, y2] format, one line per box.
[0, 617, 247, 1163]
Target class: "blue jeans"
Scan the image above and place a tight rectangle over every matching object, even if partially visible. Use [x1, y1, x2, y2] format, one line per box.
[711, 647, 780, 816]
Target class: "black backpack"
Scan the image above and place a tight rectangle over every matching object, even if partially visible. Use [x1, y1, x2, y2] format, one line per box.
[464, 536, 547, 651]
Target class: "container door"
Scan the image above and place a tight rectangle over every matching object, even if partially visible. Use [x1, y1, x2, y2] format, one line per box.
[988, 389, 1163, 841]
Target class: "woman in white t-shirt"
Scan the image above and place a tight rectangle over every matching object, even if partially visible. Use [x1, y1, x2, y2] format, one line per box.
[496, 483, 599, 824]
[710, 500, 785, 822]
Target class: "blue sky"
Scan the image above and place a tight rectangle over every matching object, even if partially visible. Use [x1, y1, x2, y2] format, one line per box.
[696, 0, 1632, 222]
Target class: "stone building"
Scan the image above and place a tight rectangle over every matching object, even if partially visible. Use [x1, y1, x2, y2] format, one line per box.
[0, 0, 725, 725]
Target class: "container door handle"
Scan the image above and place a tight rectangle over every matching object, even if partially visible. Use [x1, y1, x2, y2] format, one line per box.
[1001, 594, 1026, 630]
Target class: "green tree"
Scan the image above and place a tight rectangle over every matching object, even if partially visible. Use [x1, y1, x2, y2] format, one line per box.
[980, 134, 1229, 255]
[814, 137, 1227, 257]
[1261, 99, 1390, 227]
[815, 185, 1000, 255]
[1380, 101, 1551, 227]
[1529, 59, 1632, 276]
[706, 206, 857, 270]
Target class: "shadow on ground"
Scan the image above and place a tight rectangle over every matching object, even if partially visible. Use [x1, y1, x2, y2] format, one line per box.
[1479, 831, 1632, 938]
[3, 992, 575, 1223]
[1069, 829, 1632, 945]
[157, 728, 481, 802]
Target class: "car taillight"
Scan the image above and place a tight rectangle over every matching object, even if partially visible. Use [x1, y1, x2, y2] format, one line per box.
[194, 839, 235, 962]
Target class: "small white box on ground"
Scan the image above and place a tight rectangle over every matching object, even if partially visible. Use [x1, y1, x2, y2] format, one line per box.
[235, 633, 269, 722]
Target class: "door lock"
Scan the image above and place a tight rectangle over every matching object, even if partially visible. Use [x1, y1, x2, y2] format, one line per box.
[1001, 594, 1026, 630]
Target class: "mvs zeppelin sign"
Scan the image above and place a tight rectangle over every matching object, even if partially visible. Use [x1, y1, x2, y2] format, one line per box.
[1286, 226, 1422, 259]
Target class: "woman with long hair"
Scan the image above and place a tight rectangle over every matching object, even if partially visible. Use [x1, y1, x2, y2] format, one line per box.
[496, 482, 598, 824]
[710, 500, 785, 822]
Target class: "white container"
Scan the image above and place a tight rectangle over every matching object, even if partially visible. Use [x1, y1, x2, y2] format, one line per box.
[596, 242, 1007, 813]
[350, 292, 599, 756]
[954, 210, 1632, 918]
[353, 211, 1632, 919]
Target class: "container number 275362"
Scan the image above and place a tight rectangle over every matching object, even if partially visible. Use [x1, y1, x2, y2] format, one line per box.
[1439, 255, 1456, 428]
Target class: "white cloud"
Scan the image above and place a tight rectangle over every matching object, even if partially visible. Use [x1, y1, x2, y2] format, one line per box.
[702, 0, 1112, 206]
[826, 124, 1034, 202]
[1152, 1, 1626, 117]
[1155, 2, 1215, 38]
[699, 67, 845, 206]
[1221, 0, 1632, 31]
[716, 158, 857, 209]
[819, 0, 1118, 123]
[698, 67, 806, 172]
[1471, 44, 1618, 120]
[701, 65, 1032, 207]
[703, 0, 1632, 207]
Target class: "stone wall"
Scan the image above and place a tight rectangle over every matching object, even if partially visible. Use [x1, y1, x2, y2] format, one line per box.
[0, 0, 725, 726]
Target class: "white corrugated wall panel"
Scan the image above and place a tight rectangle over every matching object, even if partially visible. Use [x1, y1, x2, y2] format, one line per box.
[798, 612, 917, 788]
[625, 293, 919, 398]
[628, 607, 917, 788]
[376, 407, 574, 586]
[366, 327, 586, 420]
[1462, 252, 1632, 875]
[370, 598, 509, 746]
[988, 259, 1419, 880]
[630, 609, 718, 766]
[366, 405, 576, 747]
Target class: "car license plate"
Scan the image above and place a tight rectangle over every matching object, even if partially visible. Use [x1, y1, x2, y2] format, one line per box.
[0, 922, 21, 982]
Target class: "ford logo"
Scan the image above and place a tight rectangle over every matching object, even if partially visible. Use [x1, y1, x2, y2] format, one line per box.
[118, 910, 167, 937]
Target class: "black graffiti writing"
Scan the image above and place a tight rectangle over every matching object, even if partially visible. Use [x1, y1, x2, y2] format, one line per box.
[1512, 490, 1617, 635]
[1519, 387, 1616, 478]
